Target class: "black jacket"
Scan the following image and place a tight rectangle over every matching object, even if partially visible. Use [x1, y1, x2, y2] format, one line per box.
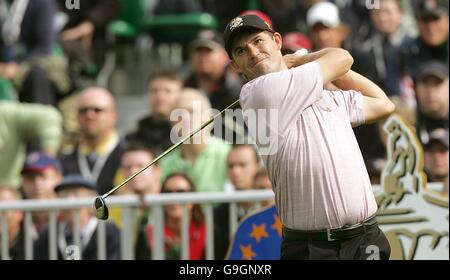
[125, 115, 173, 156]
[34, 221, 121, 260]
[59, 139, 126, 195]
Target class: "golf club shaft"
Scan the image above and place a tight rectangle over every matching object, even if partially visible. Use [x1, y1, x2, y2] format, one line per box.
[101, 99, 241, 199]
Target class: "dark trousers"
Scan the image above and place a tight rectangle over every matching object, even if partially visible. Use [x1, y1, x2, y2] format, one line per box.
[280, 225, 391, 260]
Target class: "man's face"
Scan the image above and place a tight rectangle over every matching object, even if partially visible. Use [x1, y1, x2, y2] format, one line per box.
[311, 23, 347, 49]
[121, 150, 161, 195]
[149, 78, 182, 119]
[416, 77, 449, 118]
[77, 89, 117, 140]
[425, 142, 449, 180]
[231, 31, 284, 80]
[22, 168, 62, 199]
[227, 147, 259, 190]
[57, 187, 95, 223]
[370, 0, 403, 35]
[418, 15, 449, 46]
[171, 92, 212, 141]
[191, 46, 228, 77]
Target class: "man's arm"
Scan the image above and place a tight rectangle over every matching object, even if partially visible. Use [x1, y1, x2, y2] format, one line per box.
[284, 48, 354, 86]
[14, 103, 63, 155]
[332, 70, 395, 123]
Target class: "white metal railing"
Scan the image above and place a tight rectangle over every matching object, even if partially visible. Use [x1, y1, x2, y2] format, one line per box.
[0, 183, 445, 260]
[0, 190, 275, 260]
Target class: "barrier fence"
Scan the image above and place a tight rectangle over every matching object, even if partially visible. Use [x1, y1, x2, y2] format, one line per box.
[0, 190, 274, 260]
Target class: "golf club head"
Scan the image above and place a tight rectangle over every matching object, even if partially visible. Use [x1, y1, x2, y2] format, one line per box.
[94, 196, 109, 220]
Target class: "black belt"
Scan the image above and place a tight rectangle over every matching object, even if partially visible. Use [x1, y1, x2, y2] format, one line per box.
[283, 216, 378, 242]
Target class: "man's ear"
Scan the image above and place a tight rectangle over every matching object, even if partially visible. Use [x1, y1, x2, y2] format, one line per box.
[274, 32, 283, 51]
[230, 59, 239, 71]
[231, 59, 248, 80]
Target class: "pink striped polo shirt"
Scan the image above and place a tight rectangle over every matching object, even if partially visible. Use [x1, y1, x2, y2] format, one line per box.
[240, 61, 378, 230]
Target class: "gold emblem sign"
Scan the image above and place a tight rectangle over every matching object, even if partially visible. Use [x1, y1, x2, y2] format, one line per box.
[376, 114, 449, 260]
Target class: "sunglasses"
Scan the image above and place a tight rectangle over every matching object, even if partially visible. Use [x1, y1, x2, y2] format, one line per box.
[78, 107, 106, 114]
[161, 188, 191, 193]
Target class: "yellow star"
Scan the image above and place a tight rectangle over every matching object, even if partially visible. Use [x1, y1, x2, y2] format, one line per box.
[249, 223, 269, 243]
[271, 214, 282, 237]
[240, 244, 257, 260]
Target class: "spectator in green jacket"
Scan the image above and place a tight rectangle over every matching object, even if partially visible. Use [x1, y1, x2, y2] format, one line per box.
[0, 101, 62, 189]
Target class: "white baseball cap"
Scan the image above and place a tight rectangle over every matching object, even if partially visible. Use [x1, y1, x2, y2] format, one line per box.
[307, 2, 340, 28]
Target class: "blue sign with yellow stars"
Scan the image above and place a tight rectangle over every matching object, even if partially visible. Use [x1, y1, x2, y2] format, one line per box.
[226, 204, 282, 260]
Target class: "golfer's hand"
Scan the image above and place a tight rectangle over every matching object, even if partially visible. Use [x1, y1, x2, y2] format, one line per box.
[283, 49, 310, 69]
[283, 54, 302, 69]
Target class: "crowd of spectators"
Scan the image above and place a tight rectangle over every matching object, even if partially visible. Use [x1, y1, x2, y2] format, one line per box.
[0, 0, 448, 260]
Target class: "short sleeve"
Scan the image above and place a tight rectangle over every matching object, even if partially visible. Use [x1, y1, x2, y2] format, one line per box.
[240, 61, 324, 136]
[331, 90, 365, 127]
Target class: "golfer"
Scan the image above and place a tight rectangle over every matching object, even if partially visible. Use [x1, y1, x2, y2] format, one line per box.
[224, 14, 394, 260]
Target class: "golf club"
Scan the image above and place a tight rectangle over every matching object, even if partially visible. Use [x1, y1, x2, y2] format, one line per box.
[94, 99, 241, 220]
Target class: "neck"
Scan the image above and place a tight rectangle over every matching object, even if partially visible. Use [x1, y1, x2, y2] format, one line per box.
[83, 131, 114, 149]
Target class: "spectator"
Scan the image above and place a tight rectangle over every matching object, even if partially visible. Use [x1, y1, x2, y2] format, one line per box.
[224, 144, 260, 193]
[160, 88, 231, 193]
[185, 29, 243, 112]
[119, 146, 162, 197]
[35, 174, 121, 260]
[415, 61, 449, 144]
[253, 167, 274, 207]
[59, 87, 126, 195]
[353, 0, 413, 98]
[185, 30, 246, 142]
[56, 0, 121, 70]
[214, 144, 261, 259]
[20, 152, 63, 234]
[139, 173, 206, 260]
[109, 145, 162, 233]
[402, 0, 449, 79]
[0, 0, 69, 105]
[125, 71, 183, 155]
[0, 101, 62, 189]
[424, 129, 449, 195]
[306, 1, 351, 50]
[0, 185, 25, 260]
[351, 0, 411, 182]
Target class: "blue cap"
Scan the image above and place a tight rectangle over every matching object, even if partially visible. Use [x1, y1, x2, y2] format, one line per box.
[22, 152, 62, 174]
[55, 174, 98, 193]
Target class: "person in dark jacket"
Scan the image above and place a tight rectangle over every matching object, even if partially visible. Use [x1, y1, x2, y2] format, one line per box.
[59, 87, 125, 195]
[56, 0, 121, 68]
[125, 71, 183, 155]
[0, 0, 59, 104]
[34, 174, 121, 260]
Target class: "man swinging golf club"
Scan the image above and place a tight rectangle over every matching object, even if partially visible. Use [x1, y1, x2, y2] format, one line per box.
[94, 14, 394, 260]
[223, 14, 394, 260]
